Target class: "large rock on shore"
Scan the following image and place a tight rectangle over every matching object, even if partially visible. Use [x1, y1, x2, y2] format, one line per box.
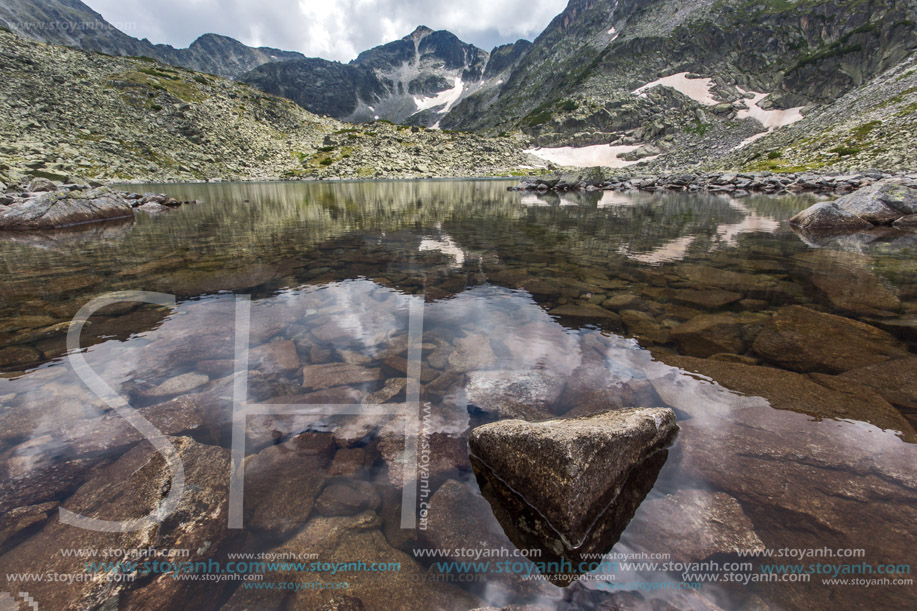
[790, 178, 917, 235]
[789, 201, 872, 233]
[0, 187, 134, 230]
[468, 408, 677, 546]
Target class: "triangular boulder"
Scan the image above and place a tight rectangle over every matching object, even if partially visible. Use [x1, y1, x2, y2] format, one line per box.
[468, 408, 677, 546]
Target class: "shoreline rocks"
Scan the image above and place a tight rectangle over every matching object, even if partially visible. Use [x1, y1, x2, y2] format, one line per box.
[0, 178, 200, 231]
[511, 170, 914, 196]
[790, 178, 917, 236]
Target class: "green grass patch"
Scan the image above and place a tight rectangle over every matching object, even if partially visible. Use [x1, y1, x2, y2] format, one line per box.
[851, 120, 881, 139]
[685, 119, 712, 137]
[109, 70, 204, 103]
[830, 145, 860, 157]
[138, 66, 180, 81]
[896, 102, 917, 116]
[742, 157, 825, 173]
[874, 86, 917, 110]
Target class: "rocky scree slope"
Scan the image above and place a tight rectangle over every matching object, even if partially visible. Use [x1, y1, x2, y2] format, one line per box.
[0, 0, 305, 78]
[441, 0, 917, 171]
[241, 26, 533, 127]
[710, 54, 917, 174]
[0, 30, 530, 184]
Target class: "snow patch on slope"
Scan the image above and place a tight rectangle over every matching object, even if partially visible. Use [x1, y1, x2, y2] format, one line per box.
[631, 74, 805, 149]
[734, 87, 804, 148]
[633, 72, 719, 106]
[414, 77, 465, 113]
[525, 144, 658, 168]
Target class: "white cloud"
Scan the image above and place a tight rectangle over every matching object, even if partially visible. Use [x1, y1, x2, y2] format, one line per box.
[85, 0, 568, 62]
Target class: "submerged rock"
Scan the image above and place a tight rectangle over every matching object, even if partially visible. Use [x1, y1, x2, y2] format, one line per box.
[752, 305, 909, 373]
[624, 489, 765, 563]
[468, 408, 677, 547]
[447, 333, 497, 373]
[840, 358, 917, 410]
[315, 481, 380, 517]
[464, 370, 565, 420]
[809, 266, 901, 317]
[0, 437, 240, 611]
[420, 480, 511, 558]
[549, 303, 622, 326]
[0, 501, 58, 553]
[251, 339, 301, 375]
[676, 409, 917, 611]
[659, 354, 915, 439]
[223, 511, 482, 610]
[378, 431, 471, 488]
[669, 312, 765, 358]
[301, 363, 383, 390]
[243, 432, 335, 533]
[139, 371, 210, 399]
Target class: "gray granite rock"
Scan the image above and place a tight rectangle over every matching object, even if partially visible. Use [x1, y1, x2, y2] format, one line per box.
[469, 408, 677, 546]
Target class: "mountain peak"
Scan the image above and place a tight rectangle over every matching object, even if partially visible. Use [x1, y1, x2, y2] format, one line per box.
[409, 25, 434, 40]
[190, 33, 241, 47]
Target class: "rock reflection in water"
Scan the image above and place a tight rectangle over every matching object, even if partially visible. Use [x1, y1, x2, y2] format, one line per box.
[471, 449, 668, 587]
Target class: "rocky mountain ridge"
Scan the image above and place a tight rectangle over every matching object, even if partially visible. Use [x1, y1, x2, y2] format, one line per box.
[0, 0, 305, 78]
[234, 0, 917, 172]
[241, 26, 532, 127]
[0, 29, 531, 185]
[437, 0, 917, 171]
[0, 1, 535, 128]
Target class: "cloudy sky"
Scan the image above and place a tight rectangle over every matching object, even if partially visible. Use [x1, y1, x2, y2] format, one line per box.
[87, 0, 569, 62]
